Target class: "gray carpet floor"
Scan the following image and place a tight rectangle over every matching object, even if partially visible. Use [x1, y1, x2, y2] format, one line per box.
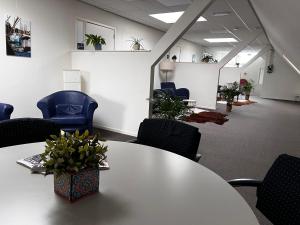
[96, 97, 300, 225]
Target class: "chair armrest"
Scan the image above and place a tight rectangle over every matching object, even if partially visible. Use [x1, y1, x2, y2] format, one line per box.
[228, 178, 262, 187]
[0, 104, 14, 119]
[85, 101, 98, 117]
[176, 88, 190, 99]
[194, 153, 202, 162]
[37, 97, 53, 118]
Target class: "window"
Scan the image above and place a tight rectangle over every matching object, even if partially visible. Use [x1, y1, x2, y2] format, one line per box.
[76, 19, 116, 51]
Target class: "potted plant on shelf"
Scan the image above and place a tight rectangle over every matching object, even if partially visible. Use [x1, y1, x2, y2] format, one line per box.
[172, 55, 177, 62]
[222, 82, 240, 112]
[242, 79, 254, 100]
[201, 54, 217, 63]
[128, 37, 144, 50]
[85, 34, 106, 50]
[41, 130, 108, 202]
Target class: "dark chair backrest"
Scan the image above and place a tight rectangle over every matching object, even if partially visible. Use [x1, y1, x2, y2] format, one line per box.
[0, 118, 60, 148]
[0, 103, 14, 121]
[256, 154, 300, 225]
[136, 119, 201, 160]
[161, 82, 176, 90]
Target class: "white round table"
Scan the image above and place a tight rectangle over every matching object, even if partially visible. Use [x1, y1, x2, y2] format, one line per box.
[0, 141, 259, 225]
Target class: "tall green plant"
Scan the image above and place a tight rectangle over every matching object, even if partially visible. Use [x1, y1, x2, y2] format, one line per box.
[242, 79, 254, 94]
[85, 34, 106, 47]
[222, 82, 240, 104]
[152, 91, 190, 120]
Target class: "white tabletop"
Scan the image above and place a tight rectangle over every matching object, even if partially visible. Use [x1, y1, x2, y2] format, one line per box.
[0, 141, 259, 225]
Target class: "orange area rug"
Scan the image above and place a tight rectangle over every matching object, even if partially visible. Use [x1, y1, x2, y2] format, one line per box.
[184, 112, 229, 125]
[233, 100, 256, 106]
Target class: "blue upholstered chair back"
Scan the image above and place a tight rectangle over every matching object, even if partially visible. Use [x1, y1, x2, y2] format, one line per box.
[0, 103, 14, 121]
[160, 82, 190, 100]
[161, 82, 176, 90]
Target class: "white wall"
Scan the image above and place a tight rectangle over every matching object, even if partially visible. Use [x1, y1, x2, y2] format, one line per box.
[241, 57, 265, 96]
[158, 63, 219, 109]
[169, 39, 204, 63]
[219, 68, 241, 86]
[73, 2, 162, 51]
[0, 0, 160, 118]
[72, 51, 151, 136]
[261, 53, 300, 101]
[0, 0, 74, 118]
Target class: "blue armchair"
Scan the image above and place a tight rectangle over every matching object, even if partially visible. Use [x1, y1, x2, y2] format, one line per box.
[0, 103, 14, 121]
[161, 82, 190, 100]
[37, 91, 98, 133]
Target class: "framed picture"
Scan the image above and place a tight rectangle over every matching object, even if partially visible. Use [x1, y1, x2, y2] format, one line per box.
[6, 15, 31, 58]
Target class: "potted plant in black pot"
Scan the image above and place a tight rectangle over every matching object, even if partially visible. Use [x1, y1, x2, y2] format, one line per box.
[85, 34, 106, 50]
[242, 80, 254, 100]
[41, 130, 108, 202]
[222, 82, 240, 112]
[201, 54, 217, 63]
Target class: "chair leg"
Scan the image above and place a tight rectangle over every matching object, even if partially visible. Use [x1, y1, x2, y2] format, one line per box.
[194, 154, 202, 162]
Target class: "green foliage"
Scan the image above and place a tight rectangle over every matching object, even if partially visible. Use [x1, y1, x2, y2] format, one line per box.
[41, 130, 108, 175]
[85, 34, 106, 47]
[242, 79, 254, 93]
[222, 82, 240, 104]
[152, 91, 190, 120]
[201, 54, 218, 63]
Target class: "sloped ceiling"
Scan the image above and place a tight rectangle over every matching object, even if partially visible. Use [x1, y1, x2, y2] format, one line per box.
[80, 0, 268, 47]
[250, 0, 300, 69]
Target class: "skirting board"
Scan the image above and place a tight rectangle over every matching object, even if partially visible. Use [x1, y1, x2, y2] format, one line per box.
[93, 122, 136, 137]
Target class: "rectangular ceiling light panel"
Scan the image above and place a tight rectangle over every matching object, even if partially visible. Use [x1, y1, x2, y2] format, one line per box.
[204, 38, 238, 43]
[157, 0, 192, 7]
[150, 11, 207, 23]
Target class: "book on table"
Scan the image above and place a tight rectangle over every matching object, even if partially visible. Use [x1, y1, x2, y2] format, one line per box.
[17, 154, 110, 174]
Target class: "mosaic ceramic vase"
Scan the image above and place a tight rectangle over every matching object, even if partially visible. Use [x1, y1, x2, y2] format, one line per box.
[54, 168, 99, 201]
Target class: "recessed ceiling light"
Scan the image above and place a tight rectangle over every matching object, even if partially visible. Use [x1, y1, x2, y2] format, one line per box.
[150, 11, 207, 23]
[212, 11, 231, 17]
[204, 38, 238, 43]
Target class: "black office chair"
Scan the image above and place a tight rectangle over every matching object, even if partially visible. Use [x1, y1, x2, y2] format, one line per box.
[0, 118, 60, 148]
[228, 154, 300, 225]
[131, 118, 201, 162]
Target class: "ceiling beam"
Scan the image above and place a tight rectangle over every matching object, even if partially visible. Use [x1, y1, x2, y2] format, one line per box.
[248, 0, 273, 48]
[241, 45, 270, 69]
[149, 0, 215, 66]
[217, 30, 262, 69]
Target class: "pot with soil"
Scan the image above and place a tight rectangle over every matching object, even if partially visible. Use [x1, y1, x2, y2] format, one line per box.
[226, 103, 233, 112]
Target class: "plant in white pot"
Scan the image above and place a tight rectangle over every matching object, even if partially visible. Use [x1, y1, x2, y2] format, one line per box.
[128, 37, 144, 51]
[41, 130, 108, 202]
[85, 34, 106, 50]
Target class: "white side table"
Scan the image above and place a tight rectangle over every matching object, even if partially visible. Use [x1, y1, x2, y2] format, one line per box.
[183, 99, 196, 107]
